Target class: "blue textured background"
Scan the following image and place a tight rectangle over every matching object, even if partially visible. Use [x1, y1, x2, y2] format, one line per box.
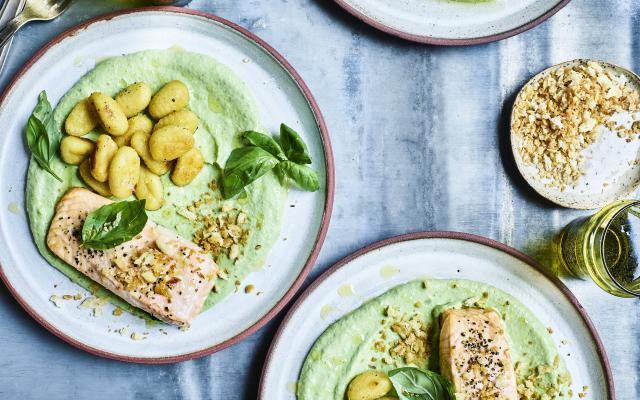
[0, 0, 638, 398]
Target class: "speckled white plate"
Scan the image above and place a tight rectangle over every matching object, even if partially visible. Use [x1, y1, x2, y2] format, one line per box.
[334, 0, 570, 45]
[259, 233, 613, 399]
[511, 60, 640, 210]
[0, 8, 333, 363]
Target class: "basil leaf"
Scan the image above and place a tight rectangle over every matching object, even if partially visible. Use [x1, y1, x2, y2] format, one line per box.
[33, 91, 53, 128]
[243, 131, 287, 161]
[278, 160, 320, 192]
[82, 200, 148, 250]
[389, 367, 456, 400]
[279, 123, 312, 164]
[25, 91, 62, 182]
[221, 146, 279, 199]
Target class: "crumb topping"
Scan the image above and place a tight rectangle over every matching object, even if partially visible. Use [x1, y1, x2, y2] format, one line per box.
[516, 355, 572, 399]
[512, 60, 640, 190]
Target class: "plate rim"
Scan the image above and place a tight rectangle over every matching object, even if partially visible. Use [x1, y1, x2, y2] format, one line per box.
[510, 59, 640, 210]
[257, 231, 615, 399]
[333, 0, 572, 46]
[0, 6, 335, 364]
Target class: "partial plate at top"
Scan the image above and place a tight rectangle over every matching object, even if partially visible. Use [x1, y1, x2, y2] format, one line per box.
[0, 7, 333, 363]
[334, 0, 570, 45]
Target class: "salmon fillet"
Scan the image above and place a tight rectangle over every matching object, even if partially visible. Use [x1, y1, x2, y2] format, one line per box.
[47, 188, 218, 326]
[439, 308, 518, 400]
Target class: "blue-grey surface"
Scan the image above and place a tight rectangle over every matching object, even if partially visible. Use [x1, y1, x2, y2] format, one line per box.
[0, 0, 638, 399]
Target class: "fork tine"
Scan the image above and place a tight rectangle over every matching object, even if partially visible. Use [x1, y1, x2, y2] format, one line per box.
[52, 0, 74, 13]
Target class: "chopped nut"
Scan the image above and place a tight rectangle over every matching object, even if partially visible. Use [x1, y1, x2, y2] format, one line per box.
[177, 207, 198, 221]
[388, 314, 430, 365]
[513, 60, 640, 190]
[79, 296, 108, 317]
[141, 270, 156, 283]
[244, 284, 255, 294]
[229, 244, 240, 260]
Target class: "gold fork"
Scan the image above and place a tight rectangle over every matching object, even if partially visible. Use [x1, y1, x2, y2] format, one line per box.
[0, 0, 73, 49]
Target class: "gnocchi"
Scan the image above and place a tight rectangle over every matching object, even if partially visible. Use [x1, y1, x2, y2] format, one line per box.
[108, 146, 141, 199]
[89, 92, 129, 136]
[64, 99, 98, 137]
[171, 148, 204, 186]
[79, 159, 111, 197]
[62, 78, 207, 209]
[135, 166, 164, 211]
[115, 82, 152, 118]
[130, 131, 171, 176]
[91, 134, 118, 182]
[148, 126, 194, 161]
[346, 371, 392, 400]
[154, 109, 199, 134]
[115, 114, 154, 147]
[148, 80, 189, 119]
[60, 136, 94, 165]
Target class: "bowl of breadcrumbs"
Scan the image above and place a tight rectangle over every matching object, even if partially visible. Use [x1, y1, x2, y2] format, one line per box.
[511, 59, 640, 209]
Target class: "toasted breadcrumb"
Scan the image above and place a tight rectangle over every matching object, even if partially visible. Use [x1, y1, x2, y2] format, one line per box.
[513, 61, 640, 190]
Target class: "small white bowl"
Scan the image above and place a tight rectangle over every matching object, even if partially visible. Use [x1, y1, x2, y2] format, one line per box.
[511, 59, 640, 209]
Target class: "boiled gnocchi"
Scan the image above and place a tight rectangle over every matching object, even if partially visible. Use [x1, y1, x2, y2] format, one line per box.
[130, 131, 171, 176]
[108, 146, 141, 199]
[79, 159, 111, 197]
[91, 134, 118, 183]
[149, 126, 194, 161]
[64, 99, 98, 137]
[154, 109, 199, 134]
[148, 80, 189, 119]
[346, 371, 392, 400]
[90, 92, 129, 136]
[171, 148, 204, 186]
[115, 114, 154, 147]
[135, 166, 164, 211]
[60, 136, 94, 165]
[60, 79, 204, 209]
[115, 82, 152, 118]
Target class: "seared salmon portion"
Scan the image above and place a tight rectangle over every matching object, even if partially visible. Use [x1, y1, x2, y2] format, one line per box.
[439, 308, 518, 400]
[47, 188, 218, 326]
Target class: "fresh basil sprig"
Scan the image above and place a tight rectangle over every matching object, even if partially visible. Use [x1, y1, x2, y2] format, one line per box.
[388, 367, 456, 400]
[276, 161, 320, 191]
[82, 200, 148, 250]
[26, 91, 62, 182]
[279, 123, 312, 164]
[243, 130, 287, 161]
[221, 146, 281, 199]
[221, 123, 320, 199]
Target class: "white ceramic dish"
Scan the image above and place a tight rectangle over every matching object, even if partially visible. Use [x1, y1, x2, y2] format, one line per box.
[259, 232, 613, 399]
[0, 8, 334, 363]
[511, 60, 640, 210]
[334, 0, 570, 45]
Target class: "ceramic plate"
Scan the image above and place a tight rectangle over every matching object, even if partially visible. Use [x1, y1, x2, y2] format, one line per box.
[259, 232, 613, 399]
[334, 0, 570, 45]
[511, 60, 640, 210]
[0, 8, 333, 363]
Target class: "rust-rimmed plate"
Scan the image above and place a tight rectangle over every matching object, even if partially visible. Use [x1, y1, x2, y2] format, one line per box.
[0, 7, 334, 363]
[334, 0, 571, 45]
[259, 232, 614, 399]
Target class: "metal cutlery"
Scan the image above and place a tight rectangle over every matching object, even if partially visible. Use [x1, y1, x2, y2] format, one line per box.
[0, 0, 73, 50]
[0, 0, 25, 77]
